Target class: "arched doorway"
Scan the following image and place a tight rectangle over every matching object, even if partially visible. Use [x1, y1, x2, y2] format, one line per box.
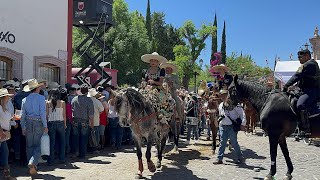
[0, 56, 13, 80]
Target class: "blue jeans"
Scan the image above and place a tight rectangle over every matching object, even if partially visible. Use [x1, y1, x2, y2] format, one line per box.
[94, 126, 100, 147]
[65, 120, 72, 154]
[186, 124, 199, 141]
[217, 125, 242, 161]
[122, 127, 132, 143]
[48, 121, 66, 164]
[72, 120, 89, 158]
[25, 120, 43, 166]
[108, 117, 123, 148]
[0, 141, 9, 167]
[12, 121, 22, 159]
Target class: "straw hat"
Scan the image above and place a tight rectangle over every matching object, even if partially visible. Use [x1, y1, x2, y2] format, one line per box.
[0, 88, 14, 98]
[71, 83, 80, 89]
[141, 52, 167, 64]
[211, 64, 230, 72]
[160, 62, 178, 73]
[24, 79, 43, 92]
[87, 88, 98, 97]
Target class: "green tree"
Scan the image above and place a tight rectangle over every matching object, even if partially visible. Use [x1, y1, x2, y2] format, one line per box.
[145, 0, 152, 40]
[221, 21, 226, 64]
[177, 20, 215, 89]
[211, 13, 218, 60]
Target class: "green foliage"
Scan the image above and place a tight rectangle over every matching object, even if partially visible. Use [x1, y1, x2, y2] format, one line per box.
[145, 0, 152, 40]
[226, 52, 272, 79]
[211, 13, 218, 60]
[221, 21, 226, 64]
[177, 20, 215, 88]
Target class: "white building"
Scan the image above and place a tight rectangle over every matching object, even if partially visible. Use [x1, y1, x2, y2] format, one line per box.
[275, 27, 320, 83]
[0, 0, 71, 85]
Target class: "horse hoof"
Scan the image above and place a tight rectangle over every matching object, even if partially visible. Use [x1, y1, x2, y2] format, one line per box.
[283, 174, 293, 180]
[174, 145, 178, 152]
[148, 161, 156, 173]
[264, 174, 274, 180]
[135, 171, 143, 179]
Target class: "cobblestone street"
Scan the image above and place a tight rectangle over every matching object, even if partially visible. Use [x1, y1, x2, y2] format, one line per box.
[12, 129, 320, 180]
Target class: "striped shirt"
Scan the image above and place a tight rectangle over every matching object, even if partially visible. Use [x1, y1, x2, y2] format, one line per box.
[71, 95, 94, 121]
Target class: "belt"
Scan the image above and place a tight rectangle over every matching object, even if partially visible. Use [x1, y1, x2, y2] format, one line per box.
[221, 124, 233, 127]
[26, 117, 41, 121]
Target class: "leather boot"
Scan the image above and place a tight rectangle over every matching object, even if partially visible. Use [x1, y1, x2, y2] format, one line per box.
[299, 110, 311, 136]
[3, 166, 16, 180]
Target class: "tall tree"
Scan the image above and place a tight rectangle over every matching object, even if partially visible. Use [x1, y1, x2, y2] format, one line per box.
[145, 0, 152, 40]
[177, 20, 214, 89]
[211, 13, 218, 60]
[220, 21, 226, 64]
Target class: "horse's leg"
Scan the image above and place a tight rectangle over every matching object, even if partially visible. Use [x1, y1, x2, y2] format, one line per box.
[279, 135, 294, 180]
[265, 133, 280, 179]
[210, 120, 217, 154]
[134, 139, 143, 178]
[173, 120, 180, 152]
[156, 136, 167, 168]
[146, 139, 156, 173]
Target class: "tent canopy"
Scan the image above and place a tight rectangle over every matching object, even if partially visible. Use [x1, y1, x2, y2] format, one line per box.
[274, 60, 320, 83]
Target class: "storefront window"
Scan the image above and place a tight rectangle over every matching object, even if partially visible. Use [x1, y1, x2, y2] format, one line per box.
[0, 56, 12, 80]
[39, 63, 60, 83]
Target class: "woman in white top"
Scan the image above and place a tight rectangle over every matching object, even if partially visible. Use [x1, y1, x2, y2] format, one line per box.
[46, 88, 66, 165]
[0, 88, 15, 179]
[108, 92, 123, 150]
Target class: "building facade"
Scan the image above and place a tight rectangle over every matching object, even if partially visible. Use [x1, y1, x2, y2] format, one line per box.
[0, 0, 69, 85]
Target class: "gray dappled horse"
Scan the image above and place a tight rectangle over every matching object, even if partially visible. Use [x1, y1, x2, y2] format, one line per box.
[228, 75, 320, 180]
[115, 88, 171, 179]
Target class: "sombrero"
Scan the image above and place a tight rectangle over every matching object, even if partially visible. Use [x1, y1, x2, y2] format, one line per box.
[23, 79, 43, 92]
[141, 52, 167, 64]
[0, 88, 14, 98]
[211, 64, 230, 72]
[160, 62, 178, 73]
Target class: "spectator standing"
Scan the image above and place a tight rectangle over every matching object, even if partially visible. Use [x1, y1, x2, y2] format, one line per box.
[108, 92, 123, 150]
[20, 79, 47, 175]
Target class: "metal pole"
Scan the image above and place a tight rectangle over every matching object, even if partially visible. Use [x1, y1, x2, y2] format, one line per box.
[194, 72, 196, 92]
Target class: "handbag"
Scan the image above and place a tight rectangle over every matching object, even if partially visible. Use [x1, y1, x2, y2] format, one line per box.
[226, 113, 242, 132]
[0, 131, 11, 142]
[88, 129, 98, 148]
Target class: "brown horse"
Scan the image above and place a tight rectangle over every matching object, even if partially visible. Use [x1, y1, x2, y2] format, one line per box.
[206, 93, 222, 154]
[244, 101, 259, 134]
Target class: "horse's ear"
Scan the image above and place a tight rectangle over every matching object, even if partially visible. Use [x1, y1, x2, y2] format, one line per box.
[234, 74, 239, 84]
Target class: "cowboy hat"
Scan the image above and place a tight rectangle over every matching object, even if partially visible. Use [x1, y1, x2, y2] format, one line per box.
[0, 88, 14, 98]
[211, 64, 230, 72]
[48, 82, 60, 90]
[160, 62, 178, 73]
[87, 88, 98, 97]
[141, 52, 167, 64]
[24, 79, 43, 92]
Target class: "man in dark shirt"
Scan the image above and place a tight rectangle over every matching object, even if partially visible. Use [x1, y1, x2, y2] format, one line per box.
[283, 49, 320, 134]
[71, 84, 94, 158]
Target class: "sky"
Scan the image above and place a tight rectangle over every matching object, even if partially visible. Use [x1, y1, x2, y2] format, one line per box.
[126, 0, 320, 69]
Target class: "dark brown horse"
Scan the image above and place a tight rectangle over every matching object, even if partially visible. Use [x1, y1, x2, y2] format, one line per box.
[206, 93, 222, 154]
[244, 101, 259, 134]
[228, 75, 320, 180]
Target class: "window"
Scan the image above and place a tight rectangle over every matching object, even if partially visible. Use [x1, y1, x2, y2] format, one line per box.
[0, 56, 12, 80]
[39, 63, 60, 83]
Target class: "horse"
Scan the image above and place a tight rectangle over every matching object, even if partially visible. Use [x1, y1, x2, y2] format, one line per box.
[169, 94, 183, 152]
[243, 100, 259, 134]
[115, 87, 172, 179]
[206, 93, 222, 154]
[227, 75, 320, 180]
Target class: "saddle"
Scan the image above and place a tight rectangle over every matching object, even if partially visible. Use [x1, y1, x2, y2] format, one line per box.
[288, 90, 320, 118]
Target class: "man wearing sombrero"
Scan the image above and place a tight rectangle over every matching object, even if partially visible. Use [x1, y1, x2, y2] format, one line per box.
[211, 64, 233, 90]
[20, 79, 47, 175]
[141, 52, 167, 88]
[160, 62, 182, 119]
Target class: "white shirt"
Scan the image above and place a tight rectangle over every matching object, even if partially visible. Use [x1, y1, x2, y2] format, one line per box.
[0, 105, 13, 131]
[108, 104, 118, 118]
[218, 102, 246, 126]
[90, 97, 104, 126]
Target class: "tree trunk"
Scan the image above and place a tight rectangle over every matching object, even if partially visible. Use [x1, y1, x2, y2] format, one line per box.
[182, 75, 190, 90]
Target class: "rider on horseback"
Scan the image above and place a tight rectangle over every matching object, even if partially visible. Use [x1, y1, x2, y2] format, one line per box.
[282, 49, 320, 135]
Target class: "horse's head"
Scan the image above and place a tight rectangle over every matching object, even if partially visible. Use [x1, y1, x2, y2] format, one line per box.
[115, 89, 130, 126]
[227, 74, 244, 106]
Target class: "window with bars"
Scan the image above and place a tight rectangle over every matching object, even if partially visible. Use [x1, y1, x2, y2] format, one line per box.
[0, 56, 12, 80]
[39, 63, 60, 83]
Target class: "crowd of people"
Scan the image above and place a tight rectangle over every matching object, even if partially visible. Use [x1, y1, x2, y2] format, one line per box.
[0, 79, 132, 179]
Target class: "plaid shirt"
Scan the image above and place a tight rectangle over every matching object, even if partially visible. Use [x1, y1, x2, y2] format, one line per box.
[185, 99, 199, 117]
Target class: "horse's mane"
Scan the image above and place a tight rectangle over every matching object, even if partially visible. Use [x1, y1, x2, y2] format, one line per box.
[115, 88, 153, 115]
[237, 80, 272, 110]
